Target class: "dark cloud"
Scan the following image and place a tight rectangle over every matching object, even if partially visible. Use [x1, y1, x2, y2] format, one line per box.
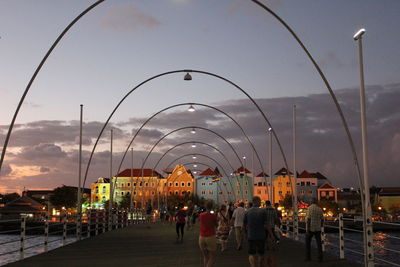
[101, 4, 161, 32]
[1, 83, 399, 192]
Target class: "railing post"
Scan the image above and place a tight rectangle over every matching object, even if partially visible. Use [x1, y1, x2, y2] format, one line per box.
[115, 210, 119, 229]
[125, 211, 128, 227]
[102, 210, 106, 234]
[76, 211, 81, 241]
[95, 210, 99, 236]
[62, 213, 67, 246]
[293, 213, 299, 241]
[321, 225, 325, 252]
[108, 210, 113, 231]
[44, 213, 49, 252]
[87, 209, 91, 238]
[285, 218, 290, 238]
[19, 215, 26, 260]
[339, 213, 345, 259]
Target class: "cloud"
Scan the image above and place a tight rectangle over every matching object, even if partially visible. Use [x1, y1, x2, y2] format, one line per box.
[101, 4, 161, 32]
[1, 83, 399, 193]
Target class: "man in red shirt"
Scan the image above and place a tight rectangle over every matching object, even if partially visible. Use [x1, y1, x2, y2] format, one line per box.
[199, 201, 218, 267]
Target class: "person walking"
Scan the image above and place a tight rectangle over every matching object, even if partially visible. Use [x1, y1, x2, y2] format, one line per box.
[273, 203, 283, 243]
[175, 203, 187, 242]
[265, 201, 278, 251]
[216, 204, 230, 252]
[243, 196, 268, 267]
[199, 201, 218, 267]
[231, 202, 246, 250]
[305, 198, 324, 262]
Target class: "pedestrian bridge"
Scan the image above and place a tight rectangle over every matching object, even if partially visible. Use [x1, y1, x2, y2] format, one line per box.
[6, 222, 361, 267]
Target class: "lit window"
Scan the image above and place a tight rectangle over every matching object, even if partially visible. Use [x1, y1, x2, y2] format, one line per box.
[102, 186, 106, 194]
[202, 182, 205, 186]
[145, 183, 149, 187]
[169, 182, 172, 187]
[321, 191, 326, 197]
[121, 192, 124, 196]
[95, 186, 99, 193]
[329, 191, 334, 197]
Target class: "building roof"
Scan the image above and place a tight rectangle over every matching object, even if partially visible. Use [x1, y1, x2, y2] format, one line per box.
[256, 172, 269, 178]
[117, 168, 163, 178]
[26, 190, 53, 196]
[379, 187, 400, 196]
[0, 195, 45, 214]
[235, 166, 251, 173]
[319, 183, 335, 189]
[274, 167, 293, 176]
[298, 170, 328, 180]
[199, 168, 217, 176]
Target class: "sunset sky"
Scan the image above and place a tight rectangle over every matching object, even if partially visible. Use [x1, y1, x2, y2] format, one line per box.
[1, 0, 399, 193]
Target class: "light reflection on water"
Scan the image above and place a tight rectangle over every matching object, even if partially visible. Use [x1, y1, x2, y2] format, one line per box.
[303, 231, 400, 267]
[0, 235, 76, 266]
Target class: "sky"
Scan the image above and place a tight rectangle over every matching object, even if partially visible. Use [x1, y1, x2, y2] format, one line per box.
[0, 0, 399, 193]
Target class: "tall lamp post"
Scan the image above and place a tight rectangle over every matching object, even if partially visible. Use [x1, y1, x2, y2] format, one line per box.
[293, 105, 299, 241]
[354, 28, 374, 267]
[268, 128, 273, 204]
[77, 104, 83, 240]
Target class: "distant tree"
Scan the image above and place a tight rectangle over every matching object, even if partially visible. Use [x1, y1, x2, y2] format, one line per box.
[119, 193, 131, 209]
[318, 199, 339, 216]
[50, 186, 77, 209]
[280, 194, 293, 211]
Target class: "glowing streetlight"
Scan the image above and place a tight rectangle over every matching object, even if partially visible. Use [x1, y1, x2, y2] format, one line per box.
[192, 155, 197, 159]
[193, 164, 197, 168]
[190, 128, 196, 134]
[188, 105, 195, 112]
[191, 143, 196, 148]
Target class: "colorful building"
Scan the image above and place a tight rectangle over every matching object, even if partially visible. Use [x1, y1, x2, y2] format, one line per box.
[164, 165, 194, 197]
[317, 183, 338, 202]
[91, 177, 111, 208]
[196, 168, 219, 204]
[232, 167, 253, 204]
[273, 167, 294, 204]
[253, 172, 271, 202]
[375, 187, 400, 212]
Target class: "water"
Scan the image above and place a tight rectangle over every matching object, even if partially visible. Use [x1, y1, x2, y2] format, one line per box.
[0, 235, 76, 266]
[300, 231, 400, 267]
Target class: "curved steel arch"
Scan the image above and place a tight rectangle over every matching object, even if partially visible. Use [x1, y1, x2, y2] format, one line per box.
[81, 70, 288, 190]
[152, 141, 235, 175]
[115, 102, 265, 186]
[0, 0, 105, 173]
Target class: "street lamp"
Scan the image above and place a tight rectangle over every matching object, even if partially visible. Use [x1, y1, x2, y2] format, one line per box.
[188, 105, 195, 112]
[354, 27, 374, 267]
[184, 72, 192, 81]
[192, 155, 197, 159]
[191, 143, 196, 148]
[268, 128, 273, 204]
[191, 128, 196, 134]
[193, 164, 197, 168]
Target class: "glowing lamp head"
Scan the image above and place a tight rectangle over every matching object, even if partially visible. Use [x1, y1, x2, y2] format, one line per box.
[353, 28, 366, 40]
[193, 164, 197, 168]
[190, 128, 196, 134]
[188, 105, 195, 112]
[192, 155, 197, 159]
[191, 144, 196, 148]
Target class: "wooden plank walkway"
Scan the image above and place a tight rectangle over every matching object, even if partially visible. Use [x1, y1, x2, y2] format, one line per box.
[6, 222, 362, 267]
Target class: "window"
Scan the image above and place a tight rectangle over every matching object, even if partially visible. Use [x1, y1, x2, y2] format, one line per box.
[329, 191, 334, 197]
[219, 191, 223, 195]
[95, 196, 99, 201]
[175, 191, 179, 195]
[301, 182, 305, 186]
[95, 186, 99, 193]
[134, 191, 136, 195]
[297, 182, 300, 185]
[311, 182, 316, 185]
[127, 183, 130, 187]
[151, 183, 154, 187]
[181, 182, 185, 187]
[202, 191, 205, 195]
[237, 182, 240, 186]
[237, 190, 240, 194]
[258, 190, 261, 194]
[258, 182, 262, 186]
[223, 183, 227, 186]
[187, 190, 191, 195]
[188, 182, 191, 187]
[121, 183, 124, 187]
[175, 182, 179, 187]
[102, 196, 106, 201]
[169, 182, 172, 187]
[133, 183, 136, 186]
[209, 190, 213, 195]
[278, 182, 282, 186]
[321, 191, 326, 197]
[286, 191, 290, 195]
[209, 182, 213, 186]
[152, 191, 155, 195]
[115, 192, 118, 196]
[286, 182, 290, 186]
[279, 191, 282, 195]
[308, 191, 313, 196]
[228, 192, 231, 195]
[139, 182, 142, 186]
[202, 182, 206, 186]
[121, 191, 124, 196]
[245, 181, 248, 186]
[245, 190, 248, 195]
[145, 182, 149, 187]
[301, 190, 305, 195]
[306, 181, 311, 186]
[169, 191, 173, 195]
[102, 186, 106, 194]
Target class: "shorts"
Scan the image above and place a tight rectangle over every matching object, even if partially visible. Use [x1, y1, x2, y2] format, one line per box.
[235, 226, 243, 240]
[199, 235, 217, 252]
[248, 239, 265, 255]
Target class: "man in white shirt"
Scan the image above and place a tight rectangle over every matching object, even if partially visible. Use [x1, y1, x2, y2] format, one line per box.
[231, 202, 246, 250]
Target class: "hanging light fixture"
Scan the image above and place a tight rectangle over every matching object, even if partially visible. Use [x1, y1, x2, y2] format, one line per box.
[191, 128, 196, 134]
[188, 105, 195, 112]
[191, 143, 196, 148]
[192, 155, 197, 159]
[193, 164, 198, 168]
[184, 72, 192, 81]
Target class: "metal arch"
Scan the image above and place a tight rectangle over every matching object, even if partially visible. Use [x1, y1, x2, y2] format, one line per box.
[114, 102, 266, 187]
[0, 0, 105, 174]
[81, 70, 288, 190]
[152, 141, 235, 175]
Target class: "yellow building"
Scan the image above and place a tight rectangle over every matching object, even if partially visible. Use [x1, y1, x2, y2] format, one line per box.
[91, 177, 111, 208]
[377, 187, 400, 212]
[273, 167, 295, 204]
[113, 168, 166, 208]
[164, 165, 195, 197]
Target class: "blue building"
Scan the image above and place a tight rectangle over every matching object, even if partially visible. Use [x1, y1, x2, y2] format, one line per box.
[196, 168, 219, 204]
[297, 170, 330, 203]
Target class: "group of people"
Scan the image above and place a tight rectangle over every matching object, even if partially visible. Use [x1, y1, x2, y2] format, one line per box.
[172, 197, 324, 267]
